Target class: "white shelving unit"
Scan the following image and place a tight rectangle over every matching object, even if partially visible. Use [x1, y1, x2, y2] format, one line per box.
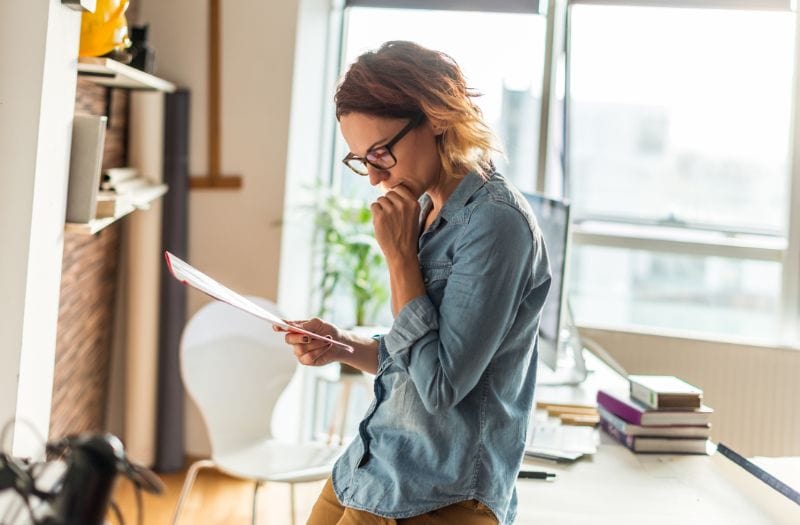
[66, 58, 175, 234]
[77, 57, 176, 92]
[65, 184, 168, 235]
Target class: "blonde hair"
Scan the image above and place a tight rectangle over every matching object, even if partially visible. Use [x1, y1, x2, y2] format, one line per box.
[335, 41, 502, 179]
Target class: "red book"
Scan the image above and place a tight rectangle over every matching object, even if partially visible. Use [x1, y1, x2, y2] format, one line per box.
[597, 389, 712, 427]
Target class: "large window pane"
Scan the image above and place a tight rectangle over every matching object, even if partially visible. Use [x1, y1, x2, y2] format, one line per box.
[337, 7, 547, 199]
[568, 5, 794, 235]
[570, 245, 782, 340]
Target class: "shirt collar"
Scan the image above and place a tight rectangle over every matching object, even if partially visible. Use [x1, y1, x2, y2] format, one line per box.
[437, 170, 489, 222]
[418, 170, 491, 228]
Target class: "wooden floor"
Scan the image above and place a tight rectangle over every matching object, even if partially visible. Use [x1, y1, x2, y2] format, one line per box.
[112, 465, 326, 525]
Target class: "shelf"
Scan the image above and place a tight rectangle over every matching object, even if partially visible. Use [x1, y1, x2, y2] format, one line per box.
[77, 57, 176, 93]
[65, 184, 168, 235]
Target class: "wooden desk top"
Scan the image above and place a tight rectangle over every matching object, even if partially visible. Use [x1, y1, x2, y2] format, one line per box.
[518, 351, 799, 524]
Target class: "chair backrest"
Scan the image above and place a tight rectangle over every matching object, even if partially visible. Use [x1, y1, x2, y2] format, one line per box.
[180, 297, 298, 454]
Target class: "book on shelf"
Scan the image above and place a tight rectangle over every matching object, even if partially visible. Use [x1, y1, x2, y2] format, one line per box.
[600, 418, 709, 454]
[105, 176, 150, 194]
[597, 389, 713, 426]
[102, 166, 138, 185]
[629, 374, 703, 409]
[598, 405, 711, 439]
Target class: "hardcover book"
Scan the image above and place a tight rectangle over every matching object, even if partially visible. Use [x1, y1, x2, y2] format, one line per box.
[600, 418, 709, 454]
[629, 375, 703, 409]
[597, 389, 712, 426]
[598, 405, 711, 438]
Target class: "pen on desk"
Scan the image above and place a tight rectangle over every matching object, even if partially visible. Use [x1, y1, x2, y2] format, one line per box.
[518, 470, 557, 480]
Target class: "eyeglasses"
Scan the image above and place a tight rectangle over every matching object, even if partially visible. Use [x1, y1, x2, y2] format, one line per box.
[342, 114, 424, 176]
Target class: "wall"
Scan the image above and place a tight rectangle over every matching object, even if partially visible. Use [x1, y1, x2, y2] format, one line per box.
[582, 326, 800, 457]
[0, 0, 81, 458]
[137, 0, 329, 455]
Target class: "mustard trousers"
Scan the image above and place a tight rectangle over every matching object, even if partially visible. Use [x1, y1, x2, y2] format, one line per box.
[306, 478, 499, 525]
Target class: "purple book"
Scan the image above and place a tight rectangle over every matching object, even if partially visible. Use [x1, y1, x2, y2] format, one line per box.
[597, 389, 713, 427]
[600, 417, 709, 454]
[600, 417, 635, 450]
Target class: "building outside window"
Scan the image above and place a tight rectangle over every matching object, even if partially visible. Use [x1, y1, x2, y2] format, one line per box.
[566, 1, 797, 342]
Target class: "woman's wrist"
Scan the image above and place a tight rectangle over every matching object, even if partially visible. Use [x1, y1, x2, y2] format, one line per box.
[387, 255, 426, 313]
[336, 329, 380, 373]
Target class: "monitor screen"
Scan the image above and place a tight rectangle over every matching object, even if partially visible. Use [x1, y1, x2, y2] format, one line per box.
[523, 192, 570, 371]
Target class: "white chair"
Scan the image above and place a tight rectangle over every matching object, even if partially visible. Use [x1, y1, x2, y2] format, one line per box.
[172, 297, 340, 525]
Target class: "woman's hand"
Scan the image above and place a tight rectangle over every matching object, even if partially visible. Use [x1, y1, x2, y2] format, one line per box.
[371, 183, 426, 315]
[276, 318, 382, 374]
[371, 184, 420, 264]
[275, 318, 346, 367]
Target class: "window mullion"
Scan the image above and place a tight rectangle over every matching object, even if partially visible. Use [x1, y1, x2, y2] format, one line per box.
[344, 0, 545, 13]
[572, 227, 787, 263]
[568, 0, 791, 11]
[781, 5, 800, 345]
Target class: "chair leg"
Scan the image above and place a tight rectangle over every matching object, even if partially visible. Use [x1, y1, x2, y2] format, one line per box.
[326, 381, 353, 445]
[290, 482, 297, 525]
[252, 481, 263, 525]
[171, 459, 216, 525]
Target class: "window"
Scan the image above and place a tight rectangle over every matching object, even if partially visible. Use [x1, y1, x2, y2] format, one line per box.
[335, 4, 548, 200]
[565, 2, 797, 341]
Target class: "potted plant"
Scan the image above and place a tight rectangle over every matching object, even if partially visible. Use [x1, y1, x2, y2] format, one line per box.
[313, 190, 390, 373]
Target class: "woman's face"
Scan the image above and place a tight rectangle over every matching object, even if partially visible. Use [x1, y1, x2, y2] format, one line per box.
[339, 112, 441, 199]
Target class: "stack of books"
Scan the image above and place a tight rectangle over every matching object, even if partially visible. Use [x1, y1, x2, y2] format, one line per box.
[597, 375, 713, 454]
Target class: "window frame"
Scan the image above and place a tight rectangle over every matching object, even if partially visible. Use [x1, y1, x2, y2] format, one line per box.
[344, 0, 545, 14]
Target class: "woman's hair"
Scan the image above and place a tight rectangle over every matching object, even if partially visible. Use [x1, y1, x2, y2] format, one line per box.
[335, 41, 501, 179]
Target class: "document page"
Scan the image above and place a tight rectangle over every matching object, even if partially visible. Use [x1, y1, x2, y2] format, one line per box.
[165, 251, 354, 353]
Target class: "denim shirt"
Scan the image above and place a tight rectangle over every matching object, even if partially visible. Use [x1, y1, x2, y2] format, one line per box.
[332, 171, 551, 524]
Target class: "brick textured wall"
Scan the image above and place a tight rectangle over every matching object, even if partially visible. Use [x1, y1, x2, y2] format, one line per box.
[49, 79, 129, 440]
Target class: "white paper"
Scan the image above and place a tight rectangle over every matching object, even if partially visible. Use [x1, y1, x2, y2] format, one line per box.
[165, 251, 354, 353]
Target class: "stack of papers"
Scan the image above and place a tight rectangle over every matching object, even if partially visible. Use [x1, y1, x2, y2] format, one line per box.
[525, 410, 599, 462]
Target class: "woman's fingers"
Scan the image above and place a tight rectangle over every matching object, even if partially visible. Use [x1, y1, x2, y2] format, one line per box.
[284, 332, 314, 345]
[389, 183, 416, 202]
[291, 340, 328, 357]
[292, 340, 334, 366]
[372, 195, 395, 213]
[276, 317, 340, 367]
[382, 191, 404, 208]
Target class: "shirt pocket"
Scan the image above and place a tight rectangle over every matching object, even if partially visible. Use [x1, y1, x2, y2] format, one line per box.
[420, 260, 452, 305]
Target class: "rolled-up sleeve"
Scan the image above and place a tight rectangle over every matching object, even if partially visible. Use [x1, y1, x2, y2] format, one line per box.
[383, 295, 439, 368]
[383, 200, 540, 415]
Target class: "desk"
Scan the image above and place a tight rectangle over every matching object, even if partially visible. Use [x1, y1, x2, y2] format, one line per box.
[517, 352, 800, 524]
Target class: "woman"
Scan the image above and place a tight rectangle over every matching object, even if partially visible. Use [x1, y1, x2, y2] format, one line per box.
[281, 41, 551, 524]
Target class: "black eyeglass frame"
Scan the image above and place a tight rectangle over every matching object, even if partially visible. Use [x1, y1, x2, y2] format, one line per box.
[342, 113, 425, 176]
